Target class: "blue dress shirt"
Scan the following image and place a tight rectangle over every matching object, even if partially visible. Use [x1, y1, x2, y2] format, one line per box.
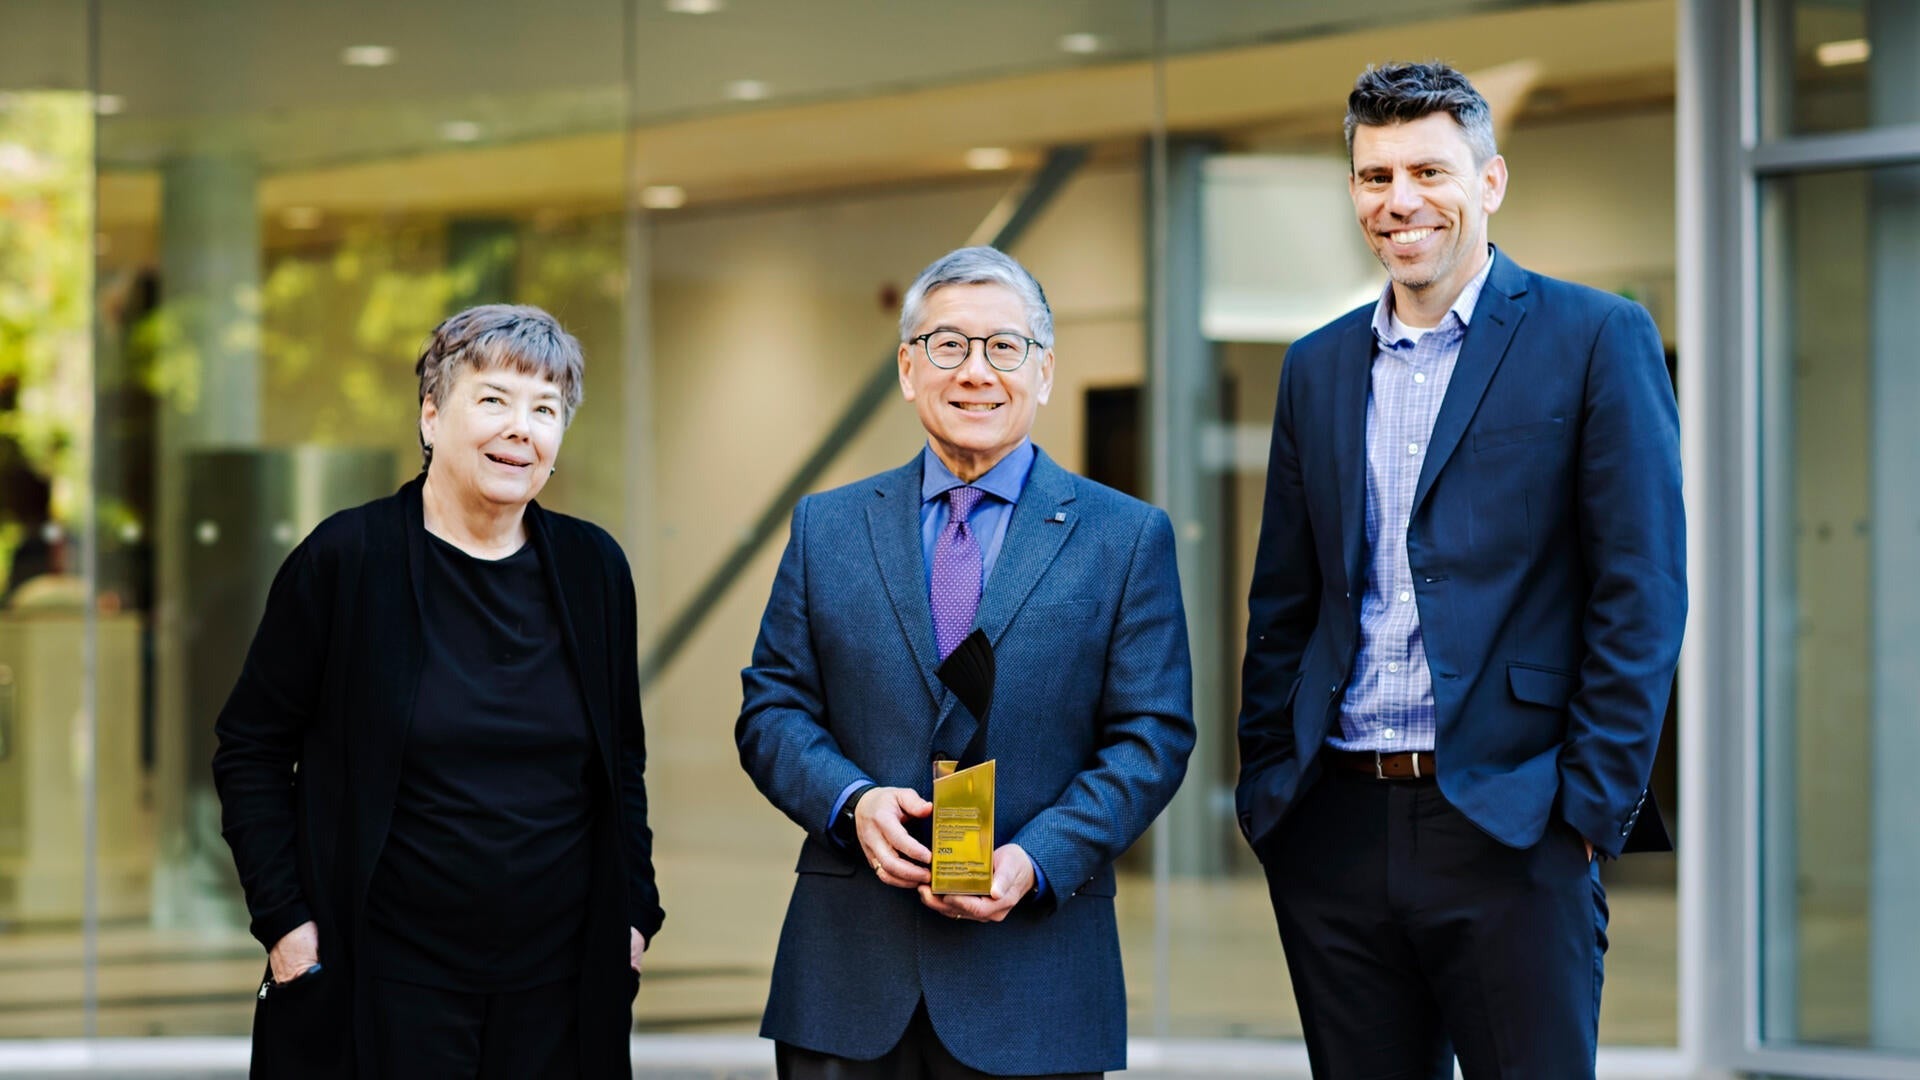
[1331, 249, 1496, 753]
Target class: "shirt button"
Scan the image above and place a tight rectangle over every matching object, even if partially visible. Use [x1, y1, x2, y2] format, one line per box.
[1388, 662, 1400, 673]
[1413, 371, 1427, 384]
[1407, 443, 1419, 455]
[1383, 729, 1397, 740]
[1398, 590, 1412, 602]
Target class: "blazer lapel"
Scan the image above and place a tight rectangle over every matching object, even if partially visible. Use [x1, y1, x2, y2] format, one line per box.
[930, 448, 1077, 760]
[355, 477, 428, 911]
[388, 477, 429, 769]
[1333, 319, 1373, 594]
[526, 501, 616, 780]
[1412, 253, 1530, 515]
[867, 457, 946, 707]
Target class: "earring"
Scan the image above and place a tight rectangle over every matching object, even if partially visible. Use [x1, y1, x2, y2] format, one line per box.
[550, 465, 557, 475]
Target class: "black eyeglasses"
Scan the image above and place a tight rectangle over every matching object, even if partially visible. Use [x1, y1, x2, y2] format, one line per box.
[908, 331, 1043, 372]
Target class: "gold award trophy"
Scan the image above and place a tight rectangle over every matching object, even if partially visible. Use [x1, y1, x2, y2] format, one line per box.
[931, 629, 997, 895]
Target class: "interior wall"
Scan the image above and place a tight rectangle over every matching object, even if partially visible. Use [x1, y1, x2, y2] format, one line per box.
[1499, 106, 1679, 339]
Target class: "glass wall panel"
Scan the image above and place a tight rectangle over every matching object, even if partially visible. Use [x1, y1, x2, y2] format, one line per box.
[1760, 0, 1917, 139]
[624, 0, 1162, 1035]
[1166, 0, 1680, 1045]
[0, 0, 95, 1040]
[1760, 163, 1920, 1054]
[0, 0, 1702, 1055]
[88, 0, 631, 1035]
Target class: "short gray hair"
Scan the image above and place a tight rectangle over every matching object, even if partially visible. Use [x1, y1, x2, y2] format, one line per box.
[1344, 61, 1498, 168]
[415, 304, 584, 468]
[899, 246, 1054, 349]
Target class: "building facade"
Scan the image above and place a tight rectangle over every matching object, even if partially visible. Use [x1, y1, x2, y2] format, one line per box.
[0, 1, 1914, 1076]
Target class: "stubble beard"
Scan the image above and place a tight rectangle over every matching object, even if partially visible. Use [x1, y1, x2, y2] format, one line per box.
[1375, 239, 1466, 299]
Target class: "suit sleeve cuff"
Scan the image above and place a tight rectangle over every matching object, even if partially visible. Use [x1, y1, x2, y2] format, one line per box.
[826, 779, 876, 847]
[249, 900, 314, 953]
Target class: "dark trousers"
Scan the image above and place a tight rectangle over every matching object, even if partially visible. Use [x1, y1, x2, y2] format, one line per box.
[776, 999, 1100, 1080]
[1262, 769, 1607, 1079]
[365, 975, 580, 1079]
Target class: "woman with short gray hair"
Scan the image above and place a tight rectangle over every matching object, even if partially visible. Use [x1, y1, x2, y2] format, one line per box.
[214, 303, 662, 1077]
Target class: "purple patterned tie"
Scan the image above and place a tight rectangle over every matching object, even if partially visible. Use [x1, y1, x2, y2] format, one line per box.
[931, 486, 986, 659]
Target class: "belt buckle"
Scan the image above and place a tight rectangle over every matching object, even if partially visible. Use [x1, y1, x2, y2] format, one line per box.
[1374, 750, 1425, 779]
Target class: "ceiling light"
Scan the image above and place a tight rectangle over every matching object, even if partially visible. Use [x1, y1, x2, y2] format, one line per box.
[1058, 33, 1102, 55]
[1816, 38, 1870, 67]
[965, 147, 1013, 171]
[665, 0, 724, 13]
[640, 185, 686, 210]
[282, 206, 323, 230]
[439, 120, 483, 143]
[94, 94, 125, 116]
[340, 45, 396, 67]
[724, 79, 770, 101]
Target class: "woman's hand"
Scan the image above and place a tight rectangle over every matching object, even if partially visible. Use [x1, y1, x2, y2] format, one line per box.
[629, 927, 646, 974]
[268, 921, 321, 984]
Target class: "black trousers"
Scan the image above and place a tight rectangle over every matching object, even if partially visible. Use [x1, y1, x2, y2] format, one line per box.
[365, 975, 580, 1079]
[1262, 769, 1607, 1079]
[776, 999, 1100, 1080]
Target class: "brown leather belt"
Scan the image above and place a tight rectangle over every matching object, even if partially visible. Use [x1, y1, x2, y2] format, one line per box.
[1326, 749, 1437, 780]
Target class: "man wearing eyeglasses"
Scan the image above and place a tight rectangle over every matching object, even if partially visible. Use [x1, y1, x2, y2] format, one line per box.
[738, 245, 1194, 1078]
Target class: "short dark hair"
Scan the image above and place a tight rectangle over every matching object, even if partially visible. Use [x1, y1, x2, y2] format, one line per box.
[1344, 61, 1497, 167]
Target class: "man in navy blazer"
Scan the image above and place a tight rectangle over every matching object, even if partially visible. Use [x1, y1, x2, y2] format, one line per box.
[738, 246, 1194, 1079]
[1235, 63, 1685, 1078]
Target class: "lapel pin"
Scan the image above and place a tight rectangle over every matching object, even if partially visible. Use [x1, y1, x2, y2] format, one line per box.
[1051, 511, 1067, 523]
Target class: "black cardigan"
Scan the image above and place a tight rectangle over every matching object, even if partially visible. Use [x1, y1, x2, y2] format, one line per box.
[212, 477, 663, 1077]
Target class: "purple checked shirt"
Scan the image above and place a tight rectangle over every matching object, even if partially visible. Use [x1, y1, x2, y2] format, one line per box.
[1330, 250, 1496, 754]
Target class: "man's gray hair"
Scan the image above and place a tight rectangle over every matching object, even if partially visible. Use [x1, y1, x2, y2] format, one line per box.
[899, 246, 1054, 349]
[414, 304, 584, 468]
[1344, 61, 1498, 168]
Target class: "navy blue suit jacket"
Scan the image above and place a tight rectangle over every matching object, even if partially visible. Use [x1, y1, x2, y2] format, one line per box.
[738, 447, 1194, 1074]
[1235, 251, 1685, 861]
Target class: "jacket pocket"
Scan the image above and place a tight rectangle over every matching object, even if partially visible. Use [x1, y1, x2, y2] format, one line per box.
[1508, 662, 1577, 710]
[250, 963, 347, 1076]
[1473, 417, 1565, 452]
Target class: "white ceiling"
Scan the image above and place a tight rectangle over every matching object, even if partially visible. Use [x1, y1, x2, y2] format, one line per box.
[4, 0, 1559, 169]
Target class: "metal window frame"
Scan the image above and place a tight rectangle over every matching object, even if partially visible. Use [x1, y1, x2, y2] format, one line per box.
[1684, 1, 1920, 1077]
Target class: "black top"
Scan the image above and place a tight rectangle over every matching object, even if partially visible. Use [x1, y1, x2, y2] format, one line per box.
[212, 477, 661, 1076]
[364, 531, 595, 991]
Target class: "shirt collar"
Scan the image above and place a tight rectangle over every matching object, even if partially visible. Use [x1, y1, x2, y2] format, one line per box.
[921, 439, 1035, 507]
[1369, 244, 1499, 347]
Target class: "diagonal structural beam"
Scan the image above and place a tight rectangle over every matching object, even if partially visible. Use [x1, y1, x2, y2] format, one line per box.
[639, 145, 1091, 687]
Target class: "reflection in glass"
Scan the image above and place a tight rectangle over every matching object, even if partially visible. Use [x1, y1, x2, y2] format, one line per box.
[1762, 164, 1920, 1051]
[88, 0, 634, 1035]
[1761, 0, 1919, 138]
[0, 0, 1697, 1050]
[0, 82, 95, 1037]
